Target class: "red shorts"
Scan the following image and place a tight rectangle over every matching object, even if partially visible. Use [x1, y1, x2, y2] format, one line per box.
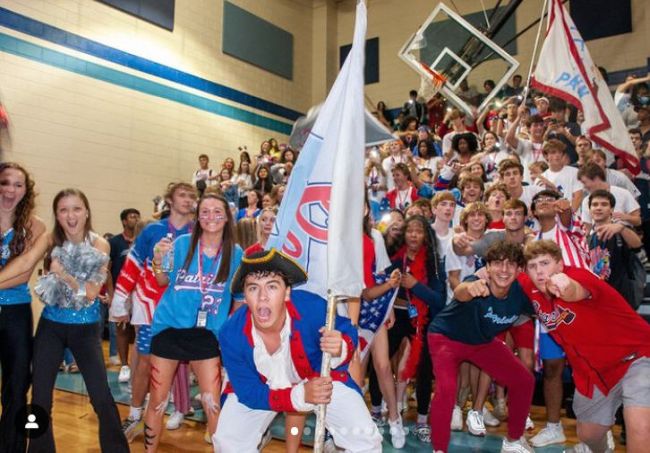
[496, 320, 534, 350]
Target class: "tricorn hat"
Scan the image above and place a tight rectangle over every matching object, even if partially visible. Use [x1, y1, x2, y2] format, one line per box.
[231, 248, 307, 294]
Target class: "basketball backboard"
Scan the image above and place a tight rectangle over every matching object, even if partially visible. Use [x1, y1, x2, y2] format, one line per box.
[399, 3, 520, 115]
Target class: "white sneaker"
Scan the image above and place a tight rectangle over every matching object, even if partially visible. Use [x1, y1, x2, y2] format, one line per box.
[166, 411, 184, 430]
[388, 416, 406, 449]
[565, 436, 615, 453]
[466, 409, 486, 436]
[493, 398, 508, 421]
[530, 424, 566, 447]
[121, 416, 143, 443]
[109, 355, 120, 366]
[482, 407, 501, 427]
[118, 365, 131, 383]
[501, 436, 535, 452]
[525, 415, 535, 431]
[607, 429, 615, 450]
[451, 405, 463, 431]
[323, 437, 338, 453]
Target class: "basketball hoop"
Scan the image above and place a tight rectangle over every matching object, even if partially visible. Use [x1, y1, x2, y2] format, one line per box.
[418, 62, 447, 100]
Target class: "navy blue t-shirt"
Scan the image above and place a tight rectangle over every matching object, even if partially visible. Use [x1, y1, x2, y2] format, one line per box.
[429, 275, 533, 344]
[109, 233, 133, 282]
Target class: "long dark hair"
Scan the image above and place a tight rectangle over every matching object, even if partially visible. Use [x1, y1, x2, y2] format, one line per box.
[254, 165, 274, 194]
[0, 162, 36, 265]
[404, 215, 441, 279]
[45, 188, 93, 270]
[363, 196, 373, 237]
[182, 193, 236, 283]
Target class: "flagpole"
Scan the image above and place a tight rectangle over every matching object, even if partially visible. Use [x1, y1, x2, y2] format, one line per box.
[521, 0, 549, 105]
[313, 293, 338, 453]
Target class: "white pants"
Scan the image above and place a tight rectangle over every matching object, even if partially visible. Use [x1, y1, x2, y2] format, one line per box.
[213, 382, 383, 453]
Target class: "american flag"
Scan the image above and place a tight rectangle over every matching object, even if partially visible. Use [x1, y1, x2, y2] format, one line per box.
[358, 272, 398, 360]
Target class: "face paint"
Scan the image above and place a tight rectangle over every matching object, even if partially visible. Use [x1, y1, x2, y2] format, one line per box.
[201, 392, 220, 415]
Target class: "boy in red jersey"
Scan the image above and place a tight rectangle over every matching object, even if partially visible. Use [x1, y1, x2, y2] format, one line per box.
[519, 240, 650, 453]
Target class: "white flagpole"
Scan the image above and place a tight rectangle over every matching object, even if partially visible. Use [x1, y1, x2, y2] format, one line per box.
[521, 0, 549, 105]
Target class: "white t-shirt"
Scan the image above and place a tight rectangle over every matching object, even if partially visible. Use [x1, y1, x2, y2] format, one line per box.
[435, 228, 454, 258]
[580, 185, 640, 225]
[542, 166, 583, 201]
[514, 139, 545, 183]
[381, 154, 407, 191]
[366, 166, 387, 203]
[192, 169, 217, 187]
[607, 169, 641, 199]
[517, 184, 544, 209]
[418, 156, 444, 175]
[445, 244, 481, 304]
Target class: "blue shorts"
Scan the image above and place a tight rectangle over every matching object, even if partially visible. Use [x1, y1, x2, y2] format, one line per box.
[136, 325, 153, 355]
[539, 331, 566, 360]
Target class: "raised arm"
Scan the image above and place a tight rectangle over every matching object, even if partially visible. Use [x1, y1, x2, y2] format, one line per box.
[453, 278, 489, 302]
[0, 231, 51, 289]
[505, 106, 525, 150]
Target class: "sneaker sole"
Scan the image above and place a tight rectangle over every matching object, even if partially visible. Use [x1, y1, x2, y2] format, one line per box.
[531, 436, 566, 447]
[125, 429, 143, 443]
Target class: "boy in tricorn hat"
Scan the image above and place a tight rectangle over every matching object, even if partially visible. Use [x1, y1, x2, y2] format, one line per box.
[213, 249, 382, 452]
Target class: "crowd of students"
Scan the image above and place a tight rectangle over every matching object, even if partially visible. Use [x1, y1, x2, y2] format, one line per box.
[0, 73, 649, 453]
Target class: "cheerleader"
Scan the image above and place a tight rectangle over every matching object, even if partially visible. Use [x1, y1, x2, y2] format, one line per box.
[0, 188, 128, 452]
[0, 162, 45, 453]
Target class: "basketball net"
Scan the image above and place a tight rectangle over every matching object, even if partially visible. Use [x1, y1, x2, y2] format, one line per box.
[418, 62, 447, 101]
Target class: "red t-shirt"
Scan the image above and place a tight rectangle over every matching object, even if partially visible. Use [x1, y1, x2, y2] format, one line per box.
[487, 219, 505, 230]
[518, 267, 650, 397]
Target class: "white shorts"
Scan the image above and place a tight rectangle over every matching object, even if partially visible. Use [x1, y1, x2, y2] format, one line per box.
[213, 382, 382, 453]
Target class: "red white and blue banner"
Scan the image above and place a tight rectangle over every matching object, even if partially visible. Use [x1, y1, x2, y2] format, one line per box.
[531, 0, 640, 173]
[267, 0, 367, 299]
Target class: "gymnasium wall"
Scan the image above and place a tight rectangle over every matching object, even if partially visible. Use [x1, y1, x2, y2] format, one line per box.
[0, 0, 313, 233]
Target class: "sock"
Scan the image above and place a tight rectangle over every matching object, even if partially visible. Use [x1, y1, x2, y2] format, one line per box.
[371, 405, 381, 414]
[129, 405, 143, 420]
[547, 421, 562, 430]
[417, 414, 428, 425]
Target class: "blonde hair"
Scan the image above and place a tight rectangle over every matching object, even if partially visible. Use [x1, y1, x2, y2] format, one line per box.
[460, 202, 491, 231]
[523, 240, 563, 263]
[431, 190, 456, 207]
[236, 217, 258, 250]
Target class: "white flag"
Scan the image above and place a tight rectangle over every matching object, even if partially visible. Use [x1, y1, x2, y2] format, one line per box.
[267, 1, 366, 297]
[531, 0, 639, 173]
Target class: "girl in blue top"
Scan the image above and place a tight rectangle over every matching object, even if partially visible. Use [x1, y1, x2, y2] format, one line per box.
[0, 188, 128, 452]
[146, 192, 243, 452]
[236, 189, 261, 221]
[0, 162, 45, 453]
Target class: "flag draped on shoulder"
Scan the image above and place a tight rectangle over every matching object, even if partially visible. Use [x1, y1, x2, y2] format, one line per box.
[531, 0, 639, 173]
[267, 0, 367, 299]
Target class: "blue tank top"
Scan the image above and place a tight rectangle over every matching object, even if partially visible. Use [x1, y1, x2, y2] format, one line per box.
[41, 299, 101, 324]
[0, 228, 32, 305]
[40, 232, 102, 325]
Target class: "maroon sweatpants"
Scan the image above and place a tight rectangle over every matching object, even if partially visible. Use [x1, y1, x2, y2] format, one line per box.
[428, 333, 535, 452]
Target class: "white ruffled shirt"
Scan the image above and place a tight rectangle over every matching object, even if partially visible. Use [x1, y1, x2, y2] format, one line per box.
[251, 310, 348, 412]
